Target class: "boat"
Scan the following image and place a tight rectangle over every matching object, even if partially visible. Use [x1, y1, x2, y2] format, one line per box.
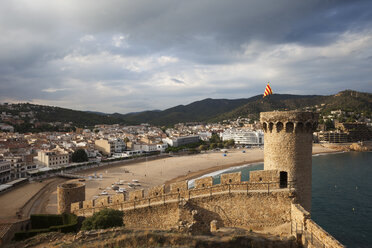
[100, 190, 108, 195]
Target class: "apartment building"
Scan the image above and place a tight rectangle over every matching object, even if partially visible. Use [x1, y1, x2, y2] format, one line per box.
[220, 129, 264, 145]
[0, 160, 11, 184]
[132, 143, 158, 152]
[4, 155, 37, 179]
[37, 150, 69, 167]
[94, 138, 126, 156]
[162, 135, 200, 147]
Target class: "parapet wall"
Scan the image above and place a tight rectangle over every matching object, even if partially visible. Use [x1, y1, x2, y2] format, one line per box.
[71, 171, 284, 215]
[71, 170, 293, 231]
[290, 204, 345, 248]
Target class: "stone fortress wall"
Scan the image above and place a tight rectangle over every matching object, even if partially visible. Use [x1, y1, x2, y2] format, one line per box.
[60, 111, 344, 247]
[70, 171, 293, 231]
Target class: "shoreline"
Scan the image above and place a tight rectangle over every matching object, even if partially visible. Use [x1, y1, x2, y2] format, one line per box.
[0, 144, 338, 217]
[164, 147, 339, 186]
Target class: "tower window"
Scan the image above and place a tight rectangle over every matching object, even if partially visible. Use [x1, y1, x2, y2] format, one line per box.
[286, 122, 294, 133]
[296, 122, 304, 133]
[263, 122, 267, 132]
[276, 122, 283, 132]
[305, 122, 312, 133]
[268, 123, 274, 133]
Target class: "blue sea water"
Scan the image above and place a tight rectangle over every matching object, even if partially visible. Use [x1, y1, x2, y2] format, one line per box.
[199, 151, 372, 248]
[312, 152, 372, 248]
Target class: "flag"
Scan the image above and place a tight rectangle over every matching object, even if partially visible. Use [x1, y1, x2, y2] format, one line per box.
[263, 82, 273, 98]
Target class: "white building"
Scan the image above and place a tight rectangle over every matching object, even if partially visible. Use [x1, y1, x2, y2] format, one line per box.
[156, 143, 168, 152]
[198, 131, 212, 141]
[37, 149, 69, 167]
[220, 129, 264, 145]
[132, 143, 158, 152]
[162, 135, 200, 147]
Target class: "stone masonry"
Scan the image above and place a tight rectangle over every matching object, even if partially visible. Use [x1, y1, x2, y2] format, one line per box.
[260, 111, 318, 211]
[57, 182, 85, 214]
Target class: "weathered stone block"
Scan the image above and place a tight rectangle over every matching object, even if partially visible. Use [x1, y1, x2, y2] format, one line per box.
[170, 180, 188, 193]
[250, 170, 279, 183]
[148, 184, 165, 197]
[129, 189, 144, 201]
[112, 194, 125, 204]
[221, 172, 241, 184]
[194, 177, 213, 189]
[83, 200, 94, 209]
[96, 196, 110, 206]
[70, 201, 82, 212]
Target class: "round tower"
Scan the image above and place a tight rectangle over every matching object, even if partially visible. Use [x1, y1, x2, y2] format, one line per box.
[57, 182, 85, 214]
[260, 111, 318, 211]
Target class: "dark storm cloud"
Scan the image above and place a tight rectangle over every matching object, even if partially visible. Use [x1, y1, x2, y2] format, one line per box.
[0, 0, 371, 113]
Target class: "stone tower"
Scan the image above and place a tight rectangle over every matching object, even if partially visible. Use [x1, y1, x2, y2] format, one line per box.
[260, 111, 318, 211]
[57, 182, 85, 214]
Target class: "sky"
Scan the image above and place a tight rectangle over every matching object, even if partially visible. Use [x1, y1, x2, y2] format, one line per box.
[0, 0, 372, 114]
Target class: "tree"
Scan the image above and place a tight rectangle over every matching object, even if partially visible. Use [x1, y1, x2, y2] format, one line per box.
[124, 137, 130, 149]
[81, 208, 124, 230]
[209, 133, 221, 144]
[324, 119, 335, 130]
[209, 143, 217, 149]
[225, 139, 235, 148]
[71, 149, 88, 162]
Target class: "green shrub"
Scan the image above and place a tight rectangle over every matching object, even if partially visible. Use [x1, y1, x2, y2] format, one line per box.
[81, 208, 124, 230]
[14, 213, 79, 241]
[30, 214, 63, 229]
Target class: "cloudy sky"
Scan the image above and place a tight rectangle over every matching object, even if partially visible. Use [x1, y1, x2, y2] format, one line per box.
[1, 0, 372, 113]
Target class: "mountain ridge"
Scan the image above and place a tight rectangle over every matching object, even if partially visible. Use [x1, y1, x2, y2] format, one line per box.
[1, 90, 371, 128]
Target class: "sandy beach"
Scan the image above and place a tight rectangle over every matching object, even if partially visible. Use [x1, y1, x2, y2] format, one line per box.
[0, 144, 336, 217]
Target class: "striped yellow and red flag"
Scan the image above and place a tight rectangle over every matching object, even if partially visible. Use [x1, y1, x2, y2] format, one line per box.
[263, 82, 273, 98]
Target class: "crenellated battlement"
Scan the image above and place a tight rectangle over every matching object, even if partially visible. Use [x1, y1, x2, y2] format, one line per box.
[260, 111, 318, 134]
[260, 111, 318, 212]
[70, 170, 292, 215]
[62, 110, 344, 247]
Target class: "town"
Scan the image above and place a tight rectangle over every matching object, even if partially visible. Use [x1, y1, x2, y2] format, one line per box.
[1, 101, 371, 188]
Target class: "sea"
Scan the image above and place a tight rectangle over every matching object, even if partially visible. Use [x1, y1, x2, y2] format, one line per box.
[189, 151, 372, 248]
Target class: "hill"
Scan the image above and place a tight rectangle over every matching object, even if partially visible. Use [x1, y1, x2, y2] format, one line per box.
[118, 90, 372, 125]
[116, 98, 254, 126]
[1, 90, 371, 129]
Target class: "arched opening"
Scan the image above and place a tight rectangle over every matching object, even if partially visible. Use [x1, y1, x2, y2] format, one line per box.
[280, 171, 288, 188]
[305, 122, 313, 132]
[263, 122, 267, 132]
[268, 122, 274, 133]
[296, 122, 304, 133]
[286, 122, 294, 133]
[313, 122, 318, 131]
[276, 122, 283, 132]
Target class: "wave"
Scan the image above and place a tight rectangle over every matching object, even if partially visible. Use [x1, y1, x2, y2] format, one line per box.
[188, 162, 263, 188]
